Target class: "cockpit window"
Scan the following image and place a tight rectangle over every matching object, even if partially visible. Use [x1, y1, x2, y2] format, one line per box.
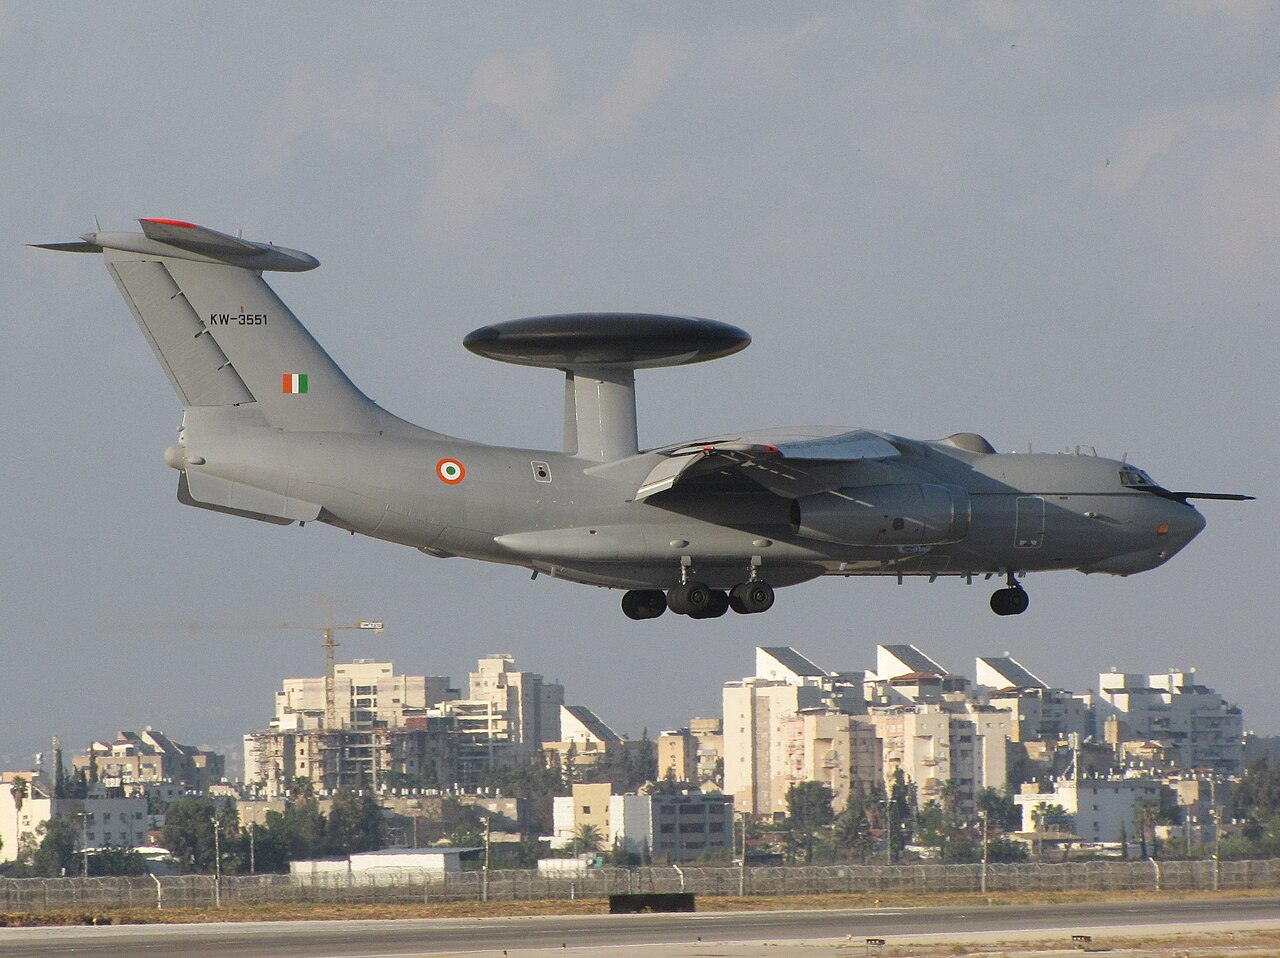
[1119, 466, 1157, 489]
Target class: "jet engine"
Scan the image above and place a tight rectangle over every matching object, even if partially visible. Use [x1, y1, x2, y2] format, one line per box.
[791, 483, 971, 546]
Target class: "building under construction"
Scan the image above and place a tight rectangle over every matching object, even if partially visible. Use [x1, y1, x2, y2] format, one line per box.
[244, 653, 564, 797]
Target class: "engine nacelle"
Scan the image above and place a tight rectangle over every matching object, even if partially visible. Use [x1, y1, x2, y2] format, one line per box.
[791, 483, 971, 546]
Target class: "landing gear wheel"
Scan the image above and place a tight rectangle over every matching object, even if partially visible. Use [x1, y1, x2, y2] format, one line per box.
[690, 589, 730, 619]
[622, 589, 667, 620]
[729, 581, 775, 614]
[990, 587, 1030, 616]
[667, 581, 713, 616]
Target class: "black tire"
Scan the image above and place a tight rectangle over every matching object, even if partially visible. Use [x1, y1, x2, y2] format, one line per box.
[622, 591, 645, 619]
[623, 589, 668, 619]
[1007, 587, 1029, 615]
[637, 589, 667, 618]
[730, 581, 775, 614]
[691, 589, 729, 619]
[667, 582, 710, 616]
[990, 587, 1030, 616]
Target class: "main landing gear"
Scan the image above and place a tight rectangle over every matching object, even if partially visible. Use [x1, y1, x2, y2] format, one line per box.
[990, 572, 1030, 616]
[620, 578, 776, 620]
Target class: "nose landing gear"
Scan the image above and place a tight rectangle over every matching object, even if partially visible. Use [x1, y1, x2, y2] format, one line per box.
[990, 572, 1029, 616]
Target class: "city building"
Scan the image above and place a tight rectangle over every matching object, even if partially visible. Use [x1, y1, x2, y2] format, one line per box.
[272, 660, 455, 731]
[776, 710, 882, 812]
[857, 705, 1012, 814]
[74, 729, 225, 794]
[864, 644, 970, 707]
[724, 647, 867, 817]
[977, 655, 1090, 743]
[1090, 669, 1243, 774]
[657, 718, 724, 787]
[1013, 777, 1168, 845]
[0, 775, 149, 865]
[246, 654, 565, 796]
[465, 654, 564, 757]
[544, 705, 623, 780]
[553, 783, 734, 862]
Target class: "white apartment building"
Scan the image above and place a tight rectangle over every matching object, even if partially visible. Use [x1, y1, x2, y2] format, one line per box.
[864, 644, 969, 707]
[0, 788, 149, 865]
[1014, 777, 1166, 844]
[1091, 669, 1243, 773]
[553, 786, 734, 862]
[858, 705, 1011, 813]
[273, 660, 454, 732]
[724, 677, 827, 816]
[775, 710, 882, 813]
[976, 655, 1089, 743]
[466, 654, 564, 756]
[724, 648, 871, 816]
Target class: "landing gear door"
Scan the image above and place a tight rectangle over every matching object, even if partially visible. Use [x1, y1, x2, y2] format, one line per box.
[1015, 496, 1045, 548]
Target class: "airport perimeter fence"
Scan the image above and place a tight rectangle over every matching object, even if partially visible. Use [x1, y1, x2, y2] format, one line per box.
[4, 858, 1280, 914]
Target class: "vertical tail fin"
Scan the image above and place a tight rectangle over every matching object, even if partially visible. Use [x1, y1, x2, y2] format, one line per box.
[39, 218, 383, 433]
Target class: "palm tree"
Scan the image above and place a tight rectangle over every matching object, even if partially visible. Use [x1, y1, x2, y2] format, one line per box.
[1135, 798, 1160, 859]
[10, 776, 28, 813]
[572, 823, 604, 855]
[289, 776, 316, 803]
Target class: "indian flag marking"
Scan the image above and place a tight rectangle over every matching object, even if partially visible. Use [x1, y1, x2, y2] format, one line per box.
[282, 373, 308, 394]
[436, 458, 466, 484]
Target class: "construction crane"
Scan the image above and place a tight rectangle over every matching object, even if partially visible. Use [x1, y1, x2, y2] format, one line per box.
[320, 619, 385, 729]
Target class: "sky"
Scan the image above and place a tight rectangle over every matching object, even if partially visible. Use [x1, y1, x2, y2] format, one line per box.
[2, 2, 1277, 776]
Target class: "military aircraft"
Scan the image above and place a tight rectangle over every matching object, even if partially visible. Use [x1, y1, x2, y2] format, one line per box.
[38, 218, 1251, 620]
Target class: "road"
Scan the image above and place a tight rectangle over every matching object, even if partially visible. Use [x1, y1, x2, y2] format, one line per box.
[1, 896, 1278, 957]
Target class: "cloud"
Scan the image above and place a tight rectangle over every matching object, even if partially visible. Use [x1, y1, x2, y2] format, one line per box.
[253, 68, 436, 177]
[423, 34, 682, 231]
[1094, 101, 1252, 192]
[1091, 92, 1280, 295]
[469, 48, 557, 128]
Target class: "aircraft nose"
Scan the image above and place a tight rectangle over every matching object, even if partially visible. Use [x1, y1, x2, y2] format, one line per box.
[1159, 501, 1205, 553]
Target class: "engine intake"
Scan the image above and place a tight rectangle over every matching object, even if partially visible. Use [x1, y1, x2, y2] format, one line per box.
[791, 483, 971, 546]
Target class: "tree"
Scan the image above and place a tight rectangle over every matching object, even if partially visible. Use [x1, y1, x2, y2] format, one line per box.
[32, 818, 79, 877]
[975, 787, 1021, 832]
[162, 799, 218, 873]
[289, 776, 316, 803]
[484, 757, 562, 834]
[89, 845, 147, 876]
[785, 781, 835, 864]
[325, 789, 383, 855]
[832, 800, 872, 863]
[571, 823, 604, 855]
[1135, 798, 1159, 859]
[10, 776, 28, 813]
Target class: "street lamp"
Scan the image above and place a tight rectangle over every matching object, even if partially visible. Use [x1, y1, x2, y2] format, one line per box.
[76, 810, 89, 877]
[737, 811, 747, 897]
[883, 795, 895, 865]
[978, 809, 989, 895]
[212, 817, 222, 909]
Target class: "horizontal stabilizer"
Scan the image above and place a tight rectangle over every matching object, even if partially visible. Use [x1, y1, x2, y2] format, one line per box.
[34, 217, 319, 272]
[31, 241, 104, 253]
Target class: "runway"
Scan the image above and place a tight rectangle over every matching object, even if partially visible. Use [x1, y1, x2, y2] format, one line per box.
[2, 896, 1278, 957]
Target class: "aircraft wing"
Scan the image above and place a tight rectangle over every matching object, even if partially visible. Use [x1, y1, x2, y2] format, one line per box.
[636, 427, 901, 500]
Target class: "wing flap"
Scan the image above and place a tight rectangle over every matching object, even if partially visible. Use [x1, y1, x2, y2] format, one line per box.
[637, 428, 901, 501]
